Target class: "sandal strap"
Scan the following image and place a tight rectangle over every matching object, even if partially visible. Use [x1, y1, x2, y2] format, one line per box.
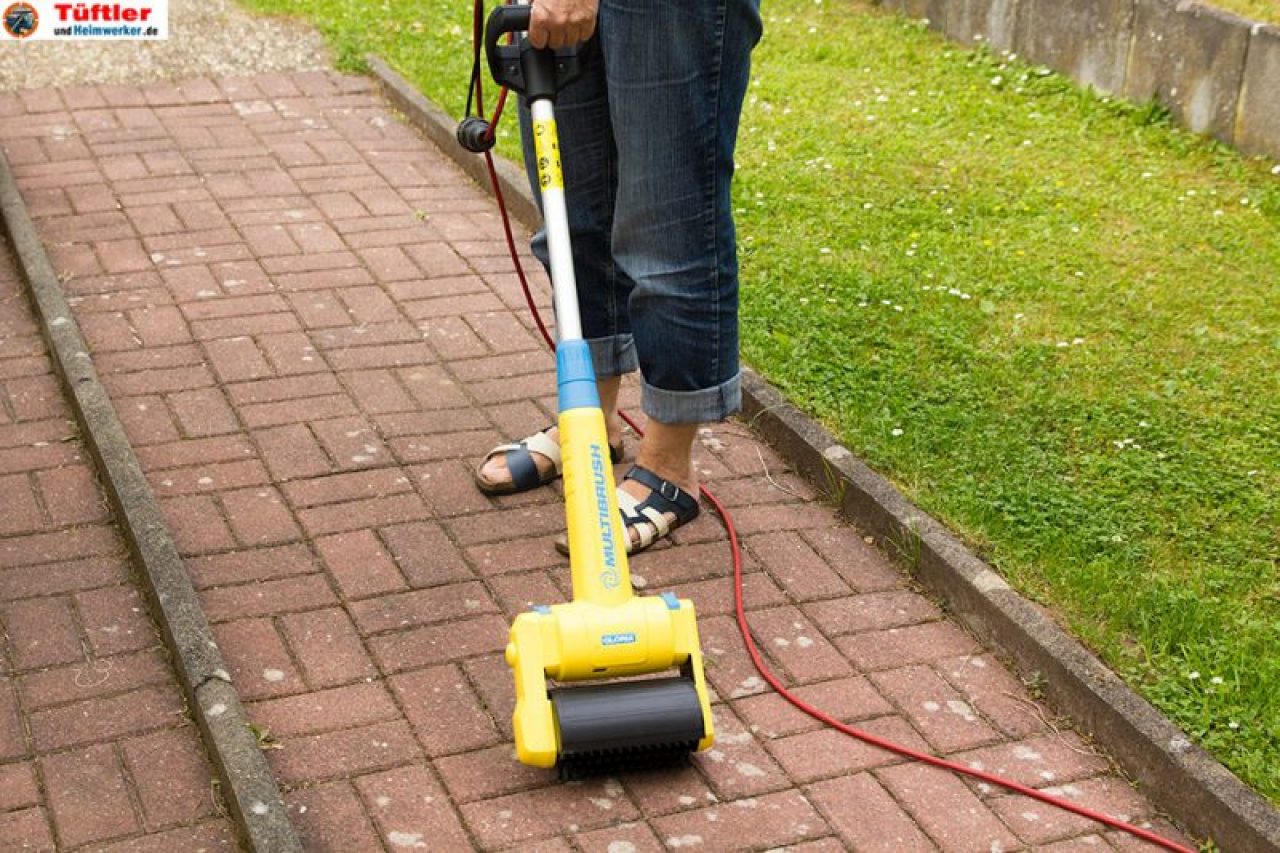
[616, 489, 661, 550]
[505, 445, 541, 492]
[615, 465, 701, 552]
[623, 466, 699, 519]
[523, 430, 562, 472]
[497, 429, 562, 492]
[482, 432, 613, 470]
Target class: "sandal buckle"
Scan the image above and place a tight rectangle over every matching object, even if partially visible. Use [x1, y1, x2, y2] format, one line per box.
[658, 480, 681, 502]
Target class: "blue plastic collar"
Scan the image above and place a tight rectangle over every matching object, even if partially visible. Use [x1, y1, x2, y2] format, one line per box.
[557, 340, 599, 412]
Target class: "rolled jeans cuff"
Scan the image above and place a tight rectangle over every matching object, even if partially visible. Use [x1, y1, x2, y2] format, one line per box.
[586, 334, 638, 378]
[642, 370, 742, 425]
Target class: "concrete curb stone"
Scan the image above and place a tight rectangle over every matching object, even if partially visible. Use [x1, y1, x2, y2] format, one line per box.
[364, 56, 1280, 853]
[944, 0, 1021, 52]
[1239, 21, 1280, 157]
[1015, 0, 1137, 94]
[1125, 0, 1252, 143]
[0, 151, 302, 853]
[881, 0, 1280, 161]
[891, 0, 951, 30]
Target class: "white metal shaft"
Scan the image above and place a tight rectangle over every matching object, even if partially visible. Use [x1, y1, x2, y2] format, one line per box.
[529, 98, 583, 343]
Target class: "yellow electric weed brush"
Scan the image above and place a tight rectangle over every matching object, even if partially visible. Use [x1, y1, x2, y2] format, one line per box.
[468, 4, 714, 778]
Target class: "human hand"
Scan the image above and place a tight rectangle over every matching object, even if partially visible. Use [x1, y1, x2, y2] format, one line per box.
[528, 0, 598, 50]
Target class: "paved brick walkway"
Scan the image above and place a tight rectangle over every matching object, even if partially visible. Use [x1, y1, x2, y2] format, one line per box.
[0, 235, 237, 846]
[0, 72, 1195, 851]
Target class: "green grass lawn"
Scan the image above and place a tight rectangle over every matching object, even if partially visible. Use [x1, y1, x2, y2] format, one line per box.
[1209, 0, 1280, 23]
[240, 0, 1279, 802]
[736, 6, 1278, 803]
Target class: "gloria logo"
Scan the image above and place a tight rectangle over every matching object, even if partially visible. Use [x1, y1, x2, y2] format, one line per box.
[600, 633, 637, 647]
[3, 3, 39, 38]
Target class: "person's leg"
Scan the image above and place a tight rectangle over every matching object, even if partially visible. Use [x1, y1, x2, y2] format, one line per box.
[477, 36, 635, 490]
[597, 0, 762, 543]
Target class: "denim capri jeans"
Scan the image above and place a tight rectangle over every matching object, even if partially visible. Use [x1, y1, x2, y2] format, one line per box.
[519, 0, 764, 425]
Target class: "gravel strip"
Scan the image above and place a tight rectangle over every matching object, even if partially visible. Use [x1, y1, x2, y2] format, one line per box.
[0, 0, 329, 91]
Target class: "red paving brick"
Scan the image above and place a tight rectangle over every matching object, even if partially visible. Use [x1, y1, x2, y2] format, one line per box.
[808, 772, 935, 851]
[0, 71, 1193, 851]
[354, 764, 473, 850]
[288, 779, 384, 851]
[649, 790, 828, 850]
[389, 664, 501, 758]
[879, 761, 1021, 851]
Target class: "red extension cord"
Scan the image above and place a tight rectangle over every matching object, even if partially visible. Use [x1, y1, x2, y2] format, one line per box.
[467, 10, 1193, 850]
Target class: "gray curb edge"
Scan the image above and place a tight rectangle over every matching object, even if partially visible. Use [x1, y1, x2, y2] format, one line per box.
[368, 57, 1280, 853]
[0, 153, 302, 853]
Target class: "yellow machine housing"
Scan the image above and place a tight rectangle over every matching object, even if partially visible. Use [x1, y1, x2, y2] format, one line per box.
[505, 407, 715, 769]
[489, 9, 714, 774]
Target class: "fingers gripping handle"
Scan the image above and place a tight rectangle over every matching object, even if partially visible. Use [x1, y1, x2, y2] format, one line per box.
[485, 3, 585, 100]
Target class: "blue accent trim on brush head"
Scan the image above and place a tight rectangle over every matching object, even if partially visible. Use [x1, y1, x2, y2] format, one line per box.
[557, 340, 599, 411]
[661, 592, 681, 610]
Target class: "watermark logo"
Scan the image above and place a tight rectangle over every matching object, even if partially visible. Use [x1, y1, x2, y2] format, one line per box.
[3, 1, 168, 40]
[3, 3, 39, 38]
